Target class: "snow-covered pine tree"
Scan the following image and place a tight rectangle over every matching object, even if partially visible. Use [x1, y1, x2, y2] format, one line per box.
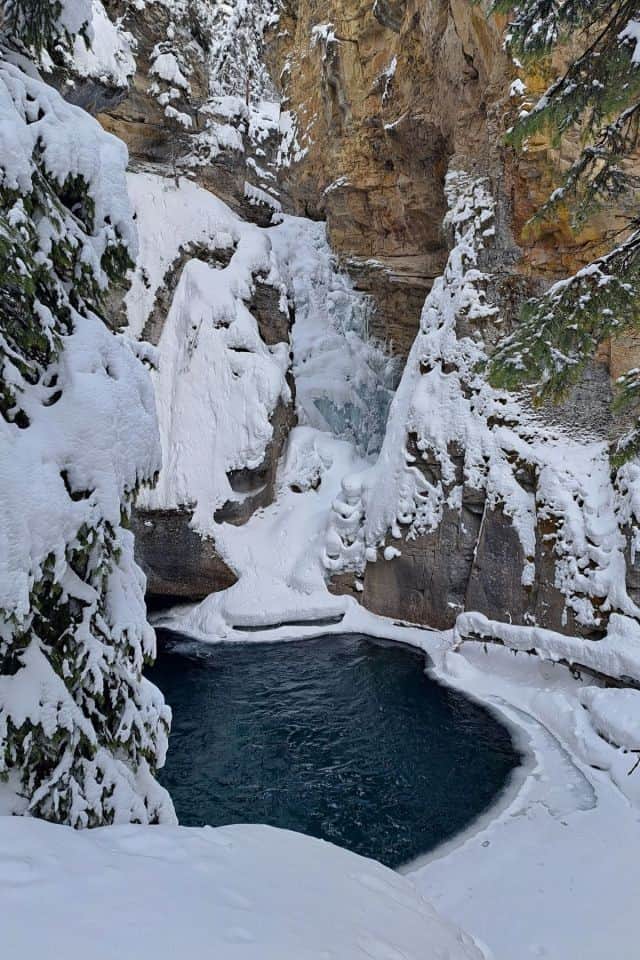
[2, 0, 92, 65]
[0, 2, 175, 826]
[208, 0, 279, 102]
[488, 1, 640, 461]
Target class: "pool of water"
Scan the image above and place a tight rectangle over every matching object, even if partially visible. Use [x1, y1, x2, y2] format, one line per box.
[148, 631, 520, 868]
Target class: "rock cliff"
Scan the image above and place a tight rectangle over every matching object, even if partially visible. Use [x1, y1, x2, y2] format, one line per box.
[269, 0, 640, 634]
[91, 1, 295, 600]
[88, 0, 639, 635]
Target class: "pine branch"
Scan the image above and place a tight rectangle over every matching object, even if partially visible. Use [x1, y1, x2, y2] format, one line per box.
[489, 228, 640, 399]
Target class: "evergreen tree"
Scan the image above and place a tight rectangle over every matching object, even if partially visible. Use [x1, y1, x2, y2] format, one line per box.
[2, 0, 92, 63]
[488, 1, 640, 461]
[0, 2, 175, 825]
[208, 0, 279, 102]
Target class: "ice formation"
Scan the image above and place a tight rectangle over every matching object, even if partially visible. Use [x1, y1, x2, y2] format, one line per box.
[269, 215, 399, 456]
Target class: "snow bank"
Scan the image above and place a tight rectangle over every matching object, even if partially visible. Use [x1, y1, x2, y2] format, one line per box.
[456, 611, 640, 685]
[0, 817, 482, 960]
[454, 611, 640, 801]
[580, 687, 640, 750]
[409, 628, 640, 960]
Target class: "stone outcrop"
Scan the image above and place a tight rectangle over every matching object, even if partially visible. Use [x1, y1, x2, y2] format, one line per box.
[130, 510, 238, 601]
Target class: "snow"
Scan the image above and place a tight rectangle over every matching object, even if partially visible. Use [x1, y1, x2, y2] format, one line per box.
[56, 0, 93, 38]
[579, 687, 640, 750]
[0, 315, 158, 621]
[170, 427, 365, 638]
[244, 180, 282, 212]
[3, 6, 639, 953]
[143, 206, 397, 636]
[381, 55, 397, 102]
[410, 631, 640, 960]
[0, 817, 483, 960]
[129, 153, 640, 959]
[311, 23, 338, 49]
[126, 181, 395, 554]
[620, 20, 640, 64]
[72, 0, 135, 88]
[150, 51, 190, 91]
[269, 215, 399, 455]
[456, 611, 640, 685]
[0, 59, 142, 626]
[126, 170, 277, 338]
[126, 172, 290, 533]
[0, 60, 136, 275]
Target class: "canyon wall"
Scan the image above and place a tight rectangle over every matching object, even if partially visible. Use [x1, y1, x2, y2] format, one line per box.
[269, 0, 640, 635]
[89, 1, 295, 600]
[86, 1, 639, 635]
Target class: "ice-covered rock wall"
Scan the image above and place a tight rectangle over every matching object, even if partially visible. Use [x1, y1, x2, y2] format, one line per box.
[271, 0, 640, 646]
[82, 0, 640, 649]
[325, 172, 640, 652]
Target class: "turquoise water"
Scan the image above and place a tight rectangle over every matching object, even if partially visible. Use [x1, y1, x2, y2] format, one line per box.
[149, 631, 520, 867]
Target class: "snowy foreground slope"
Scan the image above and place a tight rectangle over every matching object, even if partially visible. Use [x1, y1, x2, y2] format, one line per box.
[0, 818, 482, 960]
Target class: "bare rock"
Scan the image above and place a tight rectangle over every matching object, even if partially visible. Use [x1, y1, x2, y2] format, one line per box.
[131, 510, 238, 601]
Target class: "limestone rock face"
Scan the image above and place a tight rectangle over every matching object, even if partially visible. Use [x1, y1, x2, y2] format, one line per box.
[269, 0, 510, 354]
[270, 0, 640, 359]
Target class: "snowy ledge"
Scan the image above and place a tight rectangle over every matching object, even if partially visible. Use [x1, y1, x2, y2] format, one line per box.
[155, 599, 640, 959]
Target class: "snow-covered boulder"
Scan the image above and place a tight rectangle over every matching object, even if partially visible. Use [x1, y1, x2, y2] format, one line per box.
[0, 818, 482, 960]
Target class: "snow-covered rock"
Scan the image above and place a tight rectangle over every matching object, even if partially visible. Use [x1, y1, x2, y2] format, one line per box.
[127, 171, 291, 535]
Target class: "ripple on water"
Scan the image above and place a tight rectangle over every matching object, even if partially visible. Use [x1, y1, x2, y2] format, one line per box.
[148, 632, 521, 868]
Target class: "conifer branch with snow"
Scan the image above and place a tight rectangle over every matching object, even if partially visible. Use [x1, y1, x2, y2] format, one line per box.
[489, 0, 640, 460]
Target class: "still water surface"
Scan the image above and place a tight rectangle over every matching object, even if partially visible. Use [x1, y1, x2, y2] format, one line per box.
[149, 631, 520, 867]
